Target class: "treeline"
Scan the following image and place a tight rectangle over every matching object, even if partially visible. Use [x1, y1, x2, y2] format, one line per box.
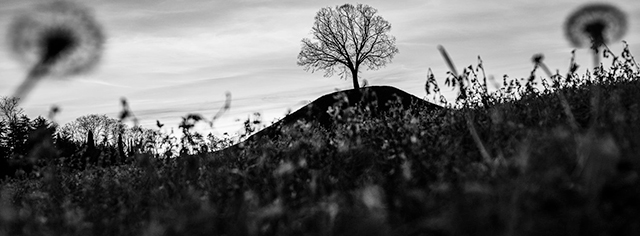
[0, 97, 161, 179]
[0, 96, 239, 180]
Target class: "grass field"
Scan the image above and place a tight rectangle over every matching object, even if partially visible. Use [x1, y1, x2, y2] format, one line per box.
[1, 44, 640, 236]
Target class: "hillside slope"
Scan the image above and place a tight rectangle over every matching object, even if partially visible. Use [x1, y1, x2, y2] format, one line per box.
[223, 85, 443, 151]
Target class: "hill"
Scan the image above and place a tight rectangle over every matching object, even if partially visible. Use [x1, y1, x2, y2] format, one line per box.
[224, 85, 443, 150]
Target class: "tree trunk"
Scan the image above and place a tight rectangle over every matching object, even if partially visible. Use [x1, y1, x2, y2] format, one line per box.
[351, 69, 360, 90]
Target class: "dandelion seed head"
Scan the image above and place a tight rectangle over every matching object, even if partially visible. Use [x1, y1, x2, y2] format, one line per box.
[7, 0, 105, 78]
[564, 3, 627, 48]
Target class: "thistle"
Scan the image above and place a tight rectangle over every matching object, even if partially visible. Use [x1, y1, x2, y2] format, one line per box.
[7, 1, 105, 100]
[564, 3, 627, 67]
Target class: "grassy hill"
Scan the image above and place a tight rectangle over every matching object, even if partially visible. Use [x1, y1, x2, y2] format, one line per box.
[267, 85, 442, 130]
[223, 85, 443, 152]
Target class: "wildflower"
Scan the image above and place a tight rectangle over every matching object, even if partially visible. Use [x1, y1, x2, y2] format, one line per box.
[564, 3, 627, 50]
[7, 1, 105, 98]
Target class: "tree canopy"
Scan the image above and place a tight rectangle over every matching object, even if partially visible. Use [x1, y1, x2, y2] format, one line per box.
[297, 3, 399, 90]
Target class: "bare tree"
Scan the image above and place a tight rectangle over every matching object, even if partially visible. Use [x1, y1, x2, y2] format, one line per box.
[0, 96, 24, 124]
[58, 114, 119, 144]
[297, 3, 399, 90]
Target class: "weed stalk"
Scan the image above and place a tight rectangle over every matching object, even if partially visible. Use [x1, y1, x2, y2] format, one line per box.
[438, 45, 492, 164]
[535, 57, 579, 132]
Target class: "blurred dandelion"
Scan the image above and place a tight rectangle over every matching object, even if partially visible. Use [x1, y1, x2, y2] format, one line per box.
[7, 1, 105, 100]
[564, 3, 627, 67]
[564, 3, 627, 126]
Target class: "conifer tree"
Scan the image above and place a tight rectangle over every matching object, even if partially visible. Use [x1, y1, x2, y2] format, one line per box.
[84, 130, 96, 167]
[117, 132, 126, 164]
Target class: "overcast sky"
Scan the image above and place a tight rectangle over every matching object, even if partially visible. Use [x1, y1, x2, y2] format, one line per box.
[0, 0, 639, 136]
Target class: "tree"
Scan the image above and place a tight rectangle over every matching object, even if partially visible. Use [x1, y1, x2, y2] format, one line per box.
[4, 115, 32, 159]
[0, 96, 24, 124]
[58, 114, 120, 145]
[0, 97, 29, 159]
[84, 130, 99, 167]
[117, 133, 126, 164]
[55, 132, 81, 166]
[24, 116, 57, 162]
[297, 3, 399, 90]
[0, 120, 8, 159]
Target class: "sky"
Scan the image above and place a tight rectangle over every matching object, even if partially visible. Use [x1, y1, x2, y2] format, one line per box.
[0, 0, 639, 137]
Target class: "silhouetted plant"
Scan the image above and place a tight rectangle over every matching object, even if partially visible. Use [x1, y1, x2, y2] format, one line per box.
[564, 3, 627, 67]
[84, 130, 98, 168]
[54, 132, 81, 167]
[7, 0, 105, 99]
[117, 132, 126, 164]
[530, 54, 579, 131]
[437, 45, 492, 165]
[24, 116, 57, 162]
[4, 115, 32, 160]
[564, 3, 628, 128]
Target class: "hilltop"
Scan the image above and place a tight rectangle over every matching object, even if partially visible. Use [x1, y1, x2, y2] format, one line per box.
[223, 85, 443, 150]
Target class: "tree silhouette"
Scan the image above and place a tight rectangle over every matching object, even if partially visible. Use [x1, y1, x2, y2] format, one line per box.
[117, 132, 126, 164]
[84, 130, 98, 168]
[55, 132, 81, 168]
[297, 3, 398, 90]
[59, 114, 120, 145]
[6, 115, 32, 159]
[24, 116, 57, 162]
[0, 96, 24, 124]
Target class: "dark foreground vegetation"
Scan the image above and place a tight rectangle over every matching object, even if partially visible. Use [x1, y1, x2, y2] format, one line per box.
[2, 46, 640, 236]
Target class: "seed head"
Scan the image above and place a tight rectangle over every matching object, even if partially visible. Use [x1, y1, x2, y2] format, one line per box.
[7, 1, 105, 78]
[564, 3, 627, 49]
